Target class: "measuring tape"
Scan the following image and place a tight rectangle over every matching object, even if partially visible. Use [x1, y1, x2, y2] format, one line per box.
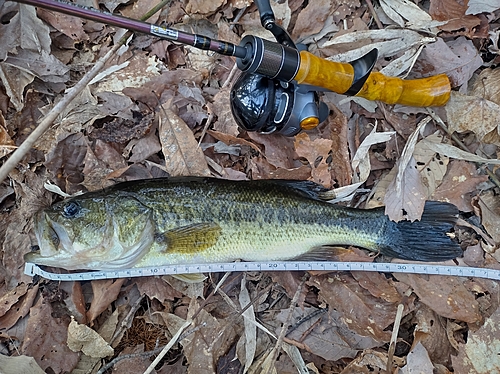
[24, 261, 500, 281]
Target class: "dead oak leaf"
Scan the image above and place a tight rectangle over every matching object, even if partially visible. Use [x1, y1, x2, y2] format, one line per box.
[67, 317, 114, 358]
[37, 8, 88, 41]
[431, 160, 489, 212]
[0, 283, 28, 319]
[185, 0, 226, 15]
[0, 355, 45, 374]
[446, 91, 500, 145]
[475, 191, 500, 244]
[86, 278, 126, 323]
[294, 132, 333, 188]
[21, 297, 80, 373]
[312, 272, 397, 341]
[394, 273, 482, 323]
[0, 284, 39, 331]
[159, 102, 210, 177]
[451, 306, 500, 372]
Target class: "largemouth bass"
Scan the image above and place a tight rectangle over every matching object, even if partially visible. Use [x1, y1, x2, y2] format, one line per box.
[26, 178, 462, 271]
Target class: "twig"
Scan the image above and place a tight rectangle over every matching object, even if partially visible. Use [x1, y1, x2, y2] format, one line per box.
[386, 304, 404, 374]
[110, 295, 144, 345]
[264, 273, 309, 374]
[0, 0, 172, 184]
[426, 108, 500, 189]
[217, 284, 277, 339]
[197, 6, 246, 146]
[141, 319, 193, 374]
[198, 63, 240, 147]
[365, 0, 383, 29]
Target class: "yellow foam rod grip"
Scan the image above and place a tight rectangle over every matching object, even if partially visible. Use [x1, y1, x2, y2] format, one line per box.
[355, 72, 451, 107]
[295, 51, 355, 94]
[294, 51, 451, 107]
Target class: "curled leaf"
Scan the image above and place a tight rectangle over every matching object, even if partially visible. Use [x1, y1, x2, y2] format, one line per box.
[67, 317, 114, 358]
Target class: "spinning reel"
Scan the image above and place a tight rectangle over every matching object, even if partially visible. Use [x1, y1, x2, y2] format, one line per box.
[230, 0, 377, 136]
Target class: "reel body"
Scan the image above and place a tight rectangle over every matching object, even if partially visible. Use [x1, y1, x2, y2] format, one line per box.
[230, 36, 378, 136]
[230, 72, 328, 136]
[230, 14, 378, 136]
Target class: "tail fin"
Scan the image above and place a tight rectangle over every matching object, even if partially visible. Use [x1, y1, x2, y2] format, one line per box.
[378, 201, 462, 262]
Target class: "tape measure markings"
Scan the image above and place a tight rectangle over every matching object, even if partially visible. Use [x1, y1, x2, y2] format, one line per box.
[24, 261, 500, 281]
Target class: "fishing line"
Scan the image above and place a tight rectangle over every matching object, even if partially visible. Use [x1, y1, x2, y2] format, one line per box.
[25, 261, 500, 281]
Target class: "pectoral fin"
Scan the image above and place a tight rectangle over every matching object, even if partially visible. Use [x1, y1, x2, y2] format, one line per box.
[160, 223, 222, 254]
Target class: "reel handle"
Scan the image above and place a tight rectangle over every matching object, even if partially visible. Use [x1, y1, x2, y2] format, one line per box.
[296, 51, 450, 107]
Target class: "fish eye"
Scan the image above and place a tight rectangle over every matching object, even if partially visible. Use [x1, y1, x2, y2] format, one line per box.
[62, 201, 81, 218]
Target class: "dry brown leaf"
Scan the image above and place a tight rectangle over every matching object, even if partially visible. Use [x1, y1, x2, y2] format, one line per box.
[0, 120, 15, 159]
[247, 131, 299, 170]
[326, 105, 352, 187]
[37, 8, 88, 41]
[0, 284, 38, 331]
[351, 271, 401, 303]
[44, 133, 87, 194]
[413, 305, 455, 366]
[239, 275, 256, 373]
[166, 299, 238, 374]
[86, 278, 126, 323]
[432, 160, 489, 212]
[380, 0, 435, 30]
[101, 0, 129, 13]
[126, 130, 162, 163]
[158, 102, 210, 177]
[208, 129, 261, 153]
[429, 0, 481, 34]
[415, 38, 482, 90]
[0, 282, 29, 318]
[292, 0, 332, 42]
[384, 156, 426, 222]
[451, 306, 500, 373]
[471, 68, 500, 105]
[276, 306, 380, 361]
[122, 69, 203, 109]
[421, 139, 500, 165]
[185, 0, 226, 15]
[0, 354, 46, 374]
[384, 117, 430, 222]
[476, 192, 500, 244]
[294, 132, 333, 187]
[466, 0, 500, 14]
[0, 3, 68, 110]
[134, 277, 183, 303]
[446, 91, 500, 145]
[339, 350, 389, 373]
[311, 272, 397, 341]
[413, 133, 450, 197]
[334, 128, 395, 202]
[21, 297, 80, 372]
[113, 344, 154, 372]
[120, 0, 160, 23]
[394, 274, 482, 323]
[67, 317, 114, 358]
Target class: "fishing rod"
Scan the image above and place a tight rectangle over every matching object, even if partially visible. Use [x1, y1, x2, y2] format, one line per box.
[14, 0, 451, 135]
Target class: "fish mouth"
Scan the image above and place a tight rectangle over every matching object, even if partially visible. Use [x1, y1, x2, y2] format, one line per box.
[27, 211, 76, 266]
[24, 249, 46, 264]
